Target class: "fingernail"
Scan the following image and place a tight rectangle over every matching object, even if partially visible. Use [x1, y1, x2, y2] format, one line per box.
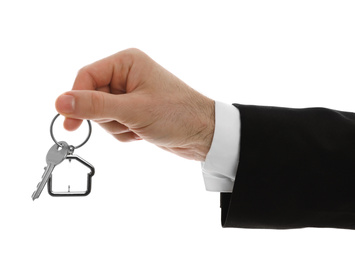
[56, 94, 75, 114]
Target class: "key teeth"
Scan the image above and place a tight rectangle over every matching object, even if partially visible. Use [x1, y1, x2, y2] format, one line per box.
[42, 167, 47, 178]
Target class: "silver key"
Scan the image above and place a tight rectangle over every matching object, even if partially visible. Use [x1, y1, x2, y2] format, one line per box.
[32, 141, 69, 201]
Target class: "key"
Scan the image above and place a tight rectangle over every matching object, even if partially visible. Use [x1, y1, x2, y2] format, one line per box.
[32, 141, 69, 201]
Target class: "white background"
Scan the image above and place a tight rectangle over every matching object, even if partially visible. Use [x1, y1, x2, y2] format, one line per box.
[1, 0, 355, 259]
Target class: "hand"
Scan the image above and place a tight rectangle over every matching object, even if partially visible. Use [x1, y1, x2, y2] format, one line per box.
[55, 48, 215, 161]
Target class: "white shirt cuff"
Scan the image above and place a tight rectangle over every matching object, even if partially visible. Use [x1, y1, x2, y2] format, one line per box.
[201, 101, 241, 192]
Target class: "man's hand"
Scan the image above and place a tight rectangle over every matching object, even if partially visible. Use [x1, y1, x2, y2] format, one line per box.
[56, 48, 215, 161]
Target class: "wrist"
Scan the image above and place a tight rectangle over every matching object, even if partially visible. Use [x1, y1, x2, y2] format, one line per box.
[193, 98, 215, 161]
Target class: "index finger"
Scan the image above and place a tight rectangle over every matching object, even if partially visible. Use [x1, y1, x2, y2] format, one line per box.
[72, 49, 134, 92]
[62, 49, 135, 130]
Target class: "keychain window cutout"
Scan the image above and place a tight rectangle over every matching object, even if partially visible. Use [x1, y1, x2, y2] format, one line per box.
[48, 154, 95, 196]
[49, 156, 90, 193]
[47, 154, 95, 196]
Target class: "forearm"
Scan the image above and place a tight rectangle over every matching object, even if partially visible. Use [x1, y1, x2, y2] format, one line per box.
[222, 104, 355, 229]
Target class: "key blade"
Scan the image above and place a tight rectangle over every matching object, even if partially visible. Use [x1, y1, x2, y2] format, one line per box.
[32, 163, 55, 201]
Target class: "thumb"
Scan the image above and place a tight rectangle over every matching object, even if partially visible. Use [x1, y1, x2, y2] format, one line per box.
[56, 90, 123, 120]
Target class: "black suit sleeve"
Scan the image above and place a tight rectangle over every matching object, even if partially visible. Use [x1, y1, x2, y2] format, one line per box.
[221, 104, 355, 229]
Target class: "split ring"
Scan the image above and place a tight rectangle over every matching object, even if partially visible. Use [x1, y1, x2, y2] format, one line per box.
[50, 114, 92, 149]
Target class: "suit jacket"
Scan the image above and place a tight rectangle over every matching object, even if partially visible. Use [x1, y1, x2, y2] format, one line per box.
[221, 104, 355, 229]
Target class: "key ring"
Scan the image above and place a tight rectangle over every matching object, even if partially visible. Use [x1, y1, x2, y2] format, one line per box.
[50, 114, 92, 149]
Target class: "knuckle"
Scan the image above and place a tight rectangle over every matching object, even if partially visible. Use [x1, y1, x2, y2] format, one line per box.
[77, 65, 96, 86]
[121, 48, 147, 61]
[90, 91, 105, 118]
[126, 47, 142, 55]
[77, 65, 89, 77]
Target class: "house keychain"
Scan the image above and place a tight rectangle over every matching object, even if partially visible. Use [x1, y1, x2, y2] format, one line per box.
[32, 114, 95, 201]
